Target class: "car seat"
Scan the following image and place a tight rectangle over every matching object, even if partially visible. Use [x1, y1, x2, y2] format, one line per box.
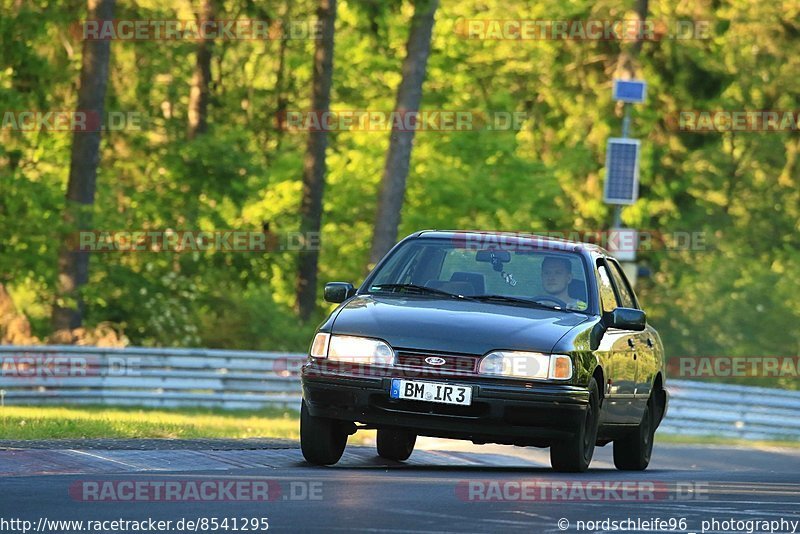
[449, 272, 486, 295]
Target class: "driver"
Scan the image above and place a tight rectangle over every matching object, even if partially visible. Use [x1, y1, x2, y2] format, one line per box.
[540, 256, 587, 310]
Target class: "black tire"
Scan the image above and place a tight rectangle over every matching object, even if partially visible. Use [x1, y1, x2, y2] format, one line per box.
[376, 429, 416, 461]
[550, 378, 600, 473]
[300, 400, 347, 466]
[613, 397, 655, 471]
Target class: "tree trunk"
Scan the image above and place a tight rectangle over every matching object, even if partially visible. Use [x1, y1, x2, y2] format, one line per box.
[187, 0, 215, 139]
[615, 0, 648, 78]
[295, 0, 337, 321]
[273, 2, 292, 145]
[368, 0, 439, 266]
[51, 0, 115, 332]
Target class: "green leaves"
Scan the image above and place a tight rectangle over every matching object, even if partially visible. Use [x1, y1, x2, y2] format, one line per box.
[0, 0, 797, 371]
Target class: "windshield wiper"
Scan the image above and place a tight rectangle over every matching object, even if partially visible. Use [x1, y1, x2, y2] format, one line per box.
[471, 294, 563, 311]
[370, 284, 471, 300]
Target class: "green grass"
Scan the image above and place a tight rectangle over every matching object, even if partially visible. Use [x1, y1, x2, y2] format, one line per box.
[0, 405, 300, 440]
[656, 432, 800, 449]
[2, 405, 797, 450]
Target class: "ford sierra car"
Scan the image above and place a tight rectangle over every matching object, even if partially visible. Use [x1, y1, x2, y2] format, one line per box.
[299, 230, 668, 472]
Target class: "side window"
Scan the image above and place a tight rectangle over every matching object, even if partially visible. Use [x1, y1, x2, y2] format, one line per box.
[607, 260, 637, 309]
[595, 262, 619, 313]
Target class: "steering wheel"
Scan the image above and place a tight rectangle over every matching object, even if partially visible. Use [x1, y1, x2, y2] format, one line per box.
[532, 295, 568, 308]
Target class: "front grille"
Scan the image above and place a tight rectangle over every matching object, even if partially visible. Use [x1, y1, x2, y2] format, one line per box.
[394, 349, 478, 375]
[373, 395, 489, 418]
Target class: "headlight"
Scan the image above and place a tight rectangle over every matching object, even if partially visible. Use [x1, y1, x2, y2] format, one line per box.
[478, 351, 573, 380]
[310, 334, 394, 365]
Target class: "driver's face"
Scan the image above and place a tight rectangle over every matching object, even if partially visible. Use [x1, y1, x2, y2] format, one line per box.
[542, 263, 572, 295]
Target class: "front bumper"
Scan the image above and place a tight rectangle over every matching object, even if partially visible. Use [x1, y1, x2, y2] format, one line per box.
[301, 363, 590, 446]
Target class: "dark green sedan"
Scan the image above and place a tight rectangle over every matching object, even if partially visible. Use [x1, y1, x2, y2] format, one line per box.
[300, 230, 668, 472]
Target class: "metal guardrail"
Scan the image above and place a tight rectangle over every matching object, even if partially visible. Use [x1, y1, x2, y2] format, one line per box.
[0, 345, 304, 410]
[1, 346, 798, 441]
[660, 380, 800, 441]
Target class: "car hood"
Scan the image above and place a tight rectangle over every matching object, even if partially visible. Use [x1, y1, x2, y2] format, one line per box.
[330, 294, 588, 355]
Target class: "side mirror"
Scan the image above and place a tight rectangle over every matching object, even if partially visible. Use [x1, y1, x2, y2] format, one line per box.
[324, 282, 356, 303]
[605, 307, 646, 331]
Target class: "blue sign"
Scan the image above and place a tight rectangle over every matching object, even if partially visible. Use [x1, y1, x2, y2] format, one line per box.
[613, 79, 647, 103]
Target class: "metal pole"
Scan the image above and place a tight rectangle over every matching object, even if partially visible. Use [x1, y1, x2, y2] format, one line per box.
[620, 102, 638, 287]
[622, 102, 631, 138]
[612, 205, 623, 228]
[613, 103, 631, 230]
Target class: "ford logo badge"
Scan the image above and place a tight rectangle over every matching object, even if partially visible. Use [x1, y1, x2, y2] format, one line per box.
[424, 356, 446, 366]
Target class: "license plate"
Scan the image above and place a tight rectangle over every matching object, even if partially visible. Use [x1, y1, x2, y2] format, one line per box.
[390, 379, 472, 406]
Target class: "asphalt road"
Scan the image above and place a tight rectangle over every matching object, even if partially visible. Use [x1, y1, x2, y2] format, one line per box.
[0, 437, 798, 533]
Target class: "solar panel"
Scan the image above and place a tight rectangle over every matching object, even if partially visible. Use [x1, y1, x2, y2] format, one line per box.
[612, 79, 647, 103]
[603, 138, 641, 205]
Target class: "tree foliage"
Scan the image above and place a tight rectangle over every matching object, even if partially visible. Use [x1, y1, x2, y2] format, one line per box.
[0, 0, 797, 388]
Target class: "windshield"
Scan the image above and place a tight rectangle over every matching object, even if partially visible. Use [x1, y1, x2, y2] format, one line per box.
[366, 238, 592, 313]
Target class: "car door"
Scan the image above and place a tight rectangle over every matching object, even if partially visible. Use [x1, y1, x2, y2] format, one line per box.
[594, 259, 638, 423]
[606, 259, 659, 405]
[605, 258, 656, 419]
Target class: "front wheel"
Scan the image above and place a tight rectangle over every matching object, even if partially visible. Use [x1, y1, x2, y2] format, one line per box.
[613, 397, 655, 471]
[377, 429, 416, 461]
[550, 378, 600, 473]
[300, 400, 347, 466]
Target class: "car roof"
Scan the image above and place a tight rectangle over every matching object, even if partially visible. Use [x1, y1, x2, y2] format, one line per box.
[413, 229, 611, 256]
